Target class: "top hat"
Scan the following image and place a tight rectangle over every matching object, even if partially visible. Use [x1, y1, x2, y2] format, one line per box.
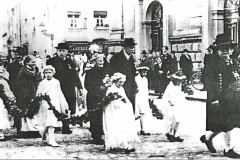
[182, 49, 188, 53]
[123, 38, 137, 47]
[55, 43, 69, 50]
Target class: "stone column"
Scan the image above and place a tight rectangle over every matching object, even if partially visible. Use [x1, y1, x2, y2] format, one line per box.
[135, 0, 144, 60]
[211, 9, 225, 38]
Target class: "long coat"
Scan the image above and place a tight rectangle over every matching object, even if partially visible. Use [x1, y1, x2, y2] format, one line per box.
[7, 60, 22, 94]
[85, 66, 106, 137]
[154, 63, 168, 94]
[48, 56, 82, 115]
[205, 54, 236, 132]
[179, 54, 193, 81]
[109, 50, 137, 112]
[16, 67, 42, 112]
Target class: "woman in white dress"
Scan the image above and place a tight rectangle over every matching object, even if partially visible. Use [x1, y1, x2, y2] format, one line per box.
[33, 65, 69, 147]
[162, 70, 186, 142]
[0, 67, 13, 140]
[135, 66, 152, 135]
[103, 73, 139, 153]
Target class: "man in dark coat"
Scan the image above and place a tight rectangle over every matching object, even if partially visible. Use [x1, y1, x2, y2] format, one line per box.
[200, 34, 240, 158]
[109, 38, 137, 112]
[160, 46, 171, 94]
[7, 51, 24, 131]
[7, 52, 24, 94]
[48, 43, 82, 134]
[179, 49, 193, 84]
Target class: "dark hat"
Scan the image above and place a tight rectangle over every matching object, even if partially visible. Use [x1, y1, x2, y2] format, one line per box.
[15, 47, 26, 57]
[183, 49, 188, 52]
[55, 43, 69, 50]
[214, 34, 236, 47]
[123, 38, 137, 47]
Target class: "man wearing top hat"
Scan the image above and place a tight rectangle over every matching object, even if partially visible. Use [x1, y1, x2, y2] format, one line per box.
[200, 34, 240, 158]
[48, 43, 82, 134]
[109, 38, 138, 112]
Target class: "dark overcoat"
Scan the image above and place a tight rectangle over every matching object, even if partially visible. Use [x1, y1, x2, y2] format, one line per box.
[179, 54, 193, 81]
[205, 54, 236, 132]
[154, 64, 168, 94]
[16, 67, 42, 112]
[85, 66, 106, 136]
[109, 50, 137, 111]
[48, 57, 82, 115]
[7, 60, 22, 94]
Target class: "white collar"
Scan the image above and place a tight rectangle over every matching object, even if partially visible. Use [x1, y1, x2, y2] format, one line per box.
[123, 50, 131, 60]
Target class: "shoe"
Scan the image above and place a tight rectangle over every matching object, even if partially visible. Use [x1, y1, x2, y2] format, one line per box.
[200, 135, 217, 153]
[94, 138, 104, 145]
[140, 131, 151, 136]
[166, 133, 174, 141]
[62, 130, 72, 134]
[224, 149, 240, 158]
[48, 141, 60, 147]
[171, 136, 184, 142]
[0, 136, 6, 141]
[124, 147, 136, 154]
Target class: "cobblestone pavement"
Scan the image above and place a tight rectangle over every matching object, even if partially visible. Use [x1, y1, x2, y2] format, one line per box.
[1, 100, 240, 159]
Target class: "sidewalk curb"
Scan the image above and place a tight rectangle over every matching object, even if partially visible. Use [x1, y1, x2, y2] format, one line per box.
[185, 96, 206, 102]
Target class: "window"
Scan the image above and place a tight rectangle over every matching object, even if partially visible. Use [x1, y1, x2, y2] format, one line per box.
[94, 11, 107, 27]
[67, 11, 81, 28]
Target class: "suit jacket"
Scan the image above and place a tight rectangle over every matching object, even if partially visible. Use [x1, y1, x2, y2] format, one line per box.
[109, 50, 137, 100]
[179, 54, 193, 74]
[48, 56, 82, 92]
[160, 53, 172, 74]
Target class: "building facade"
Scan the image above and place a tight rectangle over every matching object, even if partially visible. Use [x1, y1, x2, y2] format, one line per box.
[0, 0, 239, 64]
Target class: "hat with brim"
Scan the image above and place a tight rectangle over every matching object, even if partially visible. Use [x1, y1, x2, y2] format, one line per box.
[55, 43, 69, 50]
[171, 71, 186, 80]
[123, 38, 137, 47]
[214, 34, 237, 48]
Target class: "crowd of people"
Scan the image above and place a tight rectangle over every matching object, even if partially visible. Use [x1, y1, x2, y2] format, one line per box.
[0, 35, 240, 158]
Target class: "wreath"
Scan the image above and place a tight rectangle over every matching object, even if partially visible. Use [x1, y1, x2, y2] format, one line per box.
[25, 94, 69, 121]
[71, 92, 126, 125]
[0, 84, 23, 118]
[149, 99, 163, 120]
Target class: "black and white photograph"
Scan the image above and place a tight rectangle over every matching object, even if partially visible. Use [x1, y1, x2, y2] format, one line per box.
[1, 0, 240, 159]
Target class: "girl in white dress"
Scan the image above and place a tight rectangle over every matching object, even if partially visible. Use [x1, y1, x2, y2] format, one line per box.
[0, 67, 13, 140]
[162, 70, 186, 142]
[135, 66, 152, 135]
[33, 65, 69, 147]
[103, 73, 139, 153]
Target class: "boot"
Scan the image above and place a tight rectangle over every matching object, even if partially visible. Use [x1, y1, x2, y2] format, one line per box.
[62, 119, 72, 134]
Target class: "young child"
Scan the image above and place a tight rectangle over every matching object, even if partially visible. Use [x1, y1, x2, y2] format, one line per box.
[0, 67, 14, 140]
[162, 70, 186, 142]
[33, 65, 69, 147]
[135, 66, 152, 135]
[103, 73, 139, 153]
